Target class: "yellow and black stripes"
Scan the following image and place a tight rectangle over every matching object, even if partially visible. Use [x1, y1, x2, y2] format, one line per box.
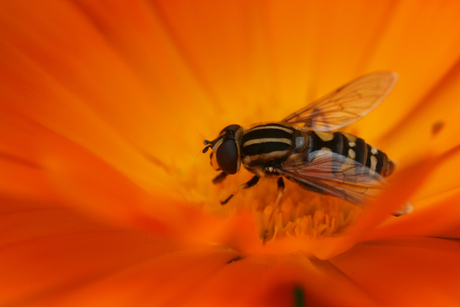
[306, 131, 394, 177]
[239, 124, 394, 178]
[364, 144, 395, 177]
[241, 124, 295, 157]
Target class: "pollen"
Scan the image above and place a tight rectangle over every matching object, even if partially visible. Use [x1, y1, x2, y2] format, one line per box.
[252, 180, 362, 242]
[184, 162, 362, 243]
[201, 171, 363, 242]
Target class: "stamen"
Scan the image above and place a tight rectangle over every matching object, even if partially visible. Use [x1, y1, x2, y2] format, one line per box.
[183, 157, 362, 242]
[248, 180, 362, 242]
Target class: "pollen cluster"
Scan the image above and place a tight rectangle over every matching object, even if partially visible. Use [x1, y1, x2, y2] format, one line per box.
[249, 179, 362, 242]
[186, 166, 362, 242]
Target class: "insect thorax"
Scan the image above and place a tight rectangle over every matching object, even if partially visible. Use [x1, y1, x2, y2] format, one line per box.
[240, 123, 296, 167]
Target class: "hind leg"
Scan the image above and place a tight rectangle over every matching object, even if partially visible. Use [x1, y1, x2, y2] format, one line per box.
[263, 177, 286, 243]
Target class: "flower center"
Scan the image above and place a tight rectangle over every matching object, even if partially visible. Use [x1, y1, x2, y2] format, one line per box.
[183, 166, 362, 242]
[253, 180, 362, 242]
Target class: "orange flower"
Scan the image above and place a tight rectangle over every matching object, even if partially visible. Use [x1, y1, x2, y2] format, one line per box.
[2, 1, 460, 306]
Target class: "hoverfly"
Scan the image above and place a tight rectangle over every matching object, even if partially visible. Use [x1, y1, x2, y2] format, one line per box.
[202, 72, 402, 215]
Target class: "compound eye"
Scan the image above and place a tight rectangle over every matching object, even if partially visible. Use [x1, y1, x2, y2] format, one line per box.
[216, 139, 239, 174]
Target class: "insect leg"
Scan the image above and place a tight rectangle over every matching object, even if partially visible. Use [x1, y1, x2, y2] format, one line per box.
[212, 172, 228, 184]
[268, 177, 285, 222]
[220, 175, 259, 205]
[263, 177, 286, 243]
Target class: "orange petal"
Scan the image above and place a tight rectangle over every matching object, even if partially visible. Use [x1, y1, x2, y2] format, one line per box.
[0, 1, 210, 174]
[154, 0, 460, 142]
[310, 143, 460, 259]
[0, 107, 200, 235]
[379, 60, 460, 162]
[330, 237, 460, 306]
[356, 1, 460, 141]
[24, 246, 241, 306]
[365, 189, 460, 241]
[183, 253, 378, 307]
[0, 199, 185, 306]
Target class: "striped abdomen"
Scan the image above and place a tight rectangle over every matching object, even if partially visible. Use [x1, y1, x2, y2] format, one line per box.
[305, 130, 395, 177]
[240, 123, 394, 178]
[241, 124, 295, 165]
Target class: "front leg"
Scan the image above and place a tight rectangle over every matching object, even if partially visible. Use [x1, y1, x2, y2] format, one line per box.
[212, 171, 228, 184]
[221, 175, 259, 205]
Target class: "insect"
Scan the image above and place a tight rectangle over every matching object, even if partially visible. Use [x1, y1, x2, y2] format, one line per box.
[202, 72, 400, 214]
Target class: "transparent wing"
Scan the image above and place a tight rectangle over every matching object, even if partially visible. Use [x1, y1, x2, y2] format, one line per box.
[278, 150, 388, 204]
[281, 72, 398, 131]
